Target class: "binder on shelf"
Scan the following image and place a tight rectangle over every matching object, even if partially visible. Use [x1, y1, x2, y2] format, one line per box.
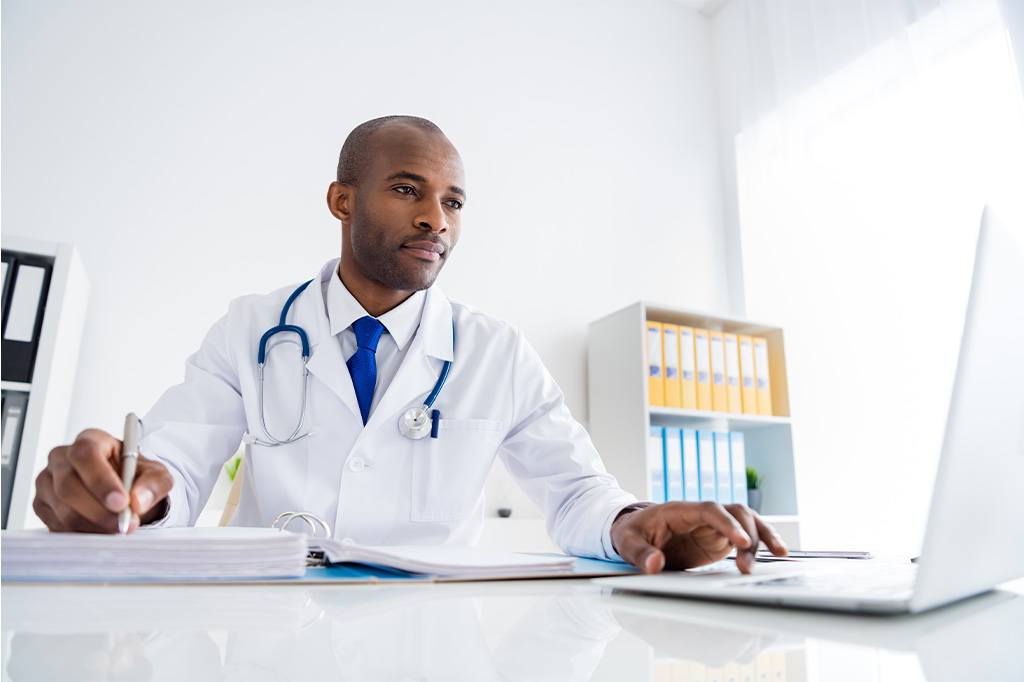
[664, 429, 683, 501]
[753, 337, 773, 415]
[1, 255, 53, 384]
[713, 432, 732, 503]
[681, 428, 700, 502]
[647, 427, 666, 503]
[662, 325, 682, 408]
[696, 430, 716, 502]
[738, 335, 758, 415]
[694, 328, 712, 411]
[729, 432, 748, 506]
[2, 391, 29, 529]
[646, 321, 665, 407]
[678, 325, 698, 409]
[709, 331, 728, 412]
[724, 333, 742, 414]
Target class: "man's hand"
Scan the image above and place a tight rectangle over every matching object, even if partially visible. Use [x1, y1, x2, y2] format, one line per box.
[610, 501, 788, 574]
[33, 429, 173, 533]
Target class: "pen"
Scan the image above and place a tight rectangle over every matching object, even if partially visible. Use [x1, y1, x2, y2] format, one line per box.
[118, 413, 142, 534]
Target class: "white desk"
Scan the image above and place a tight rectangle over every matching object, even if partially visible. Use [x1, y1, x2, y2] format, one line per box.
[3, 575, 1022, 681]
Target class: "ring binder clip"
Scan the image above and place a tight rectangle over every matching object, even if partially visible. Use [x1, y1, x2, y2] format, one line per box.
[271, 511, 332, 566]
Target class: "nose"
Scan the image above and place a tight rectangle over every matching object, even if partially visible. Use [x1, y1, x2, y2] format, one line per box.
[414, 200, 448, 234]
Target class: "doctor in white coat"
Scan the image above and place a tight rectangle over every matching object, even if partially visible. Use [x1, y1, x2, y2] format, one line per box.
[34, 115, 788, 574]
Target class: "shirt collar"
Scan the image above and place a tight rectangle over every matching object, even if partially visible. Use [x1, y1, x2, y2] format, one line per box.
[326, 267, 426, 351]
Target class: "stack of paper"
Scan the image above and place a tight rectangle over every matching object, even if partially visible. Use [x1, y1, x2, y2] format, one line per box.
[1, 527, 307, 581]
[314, 540, 575, 577]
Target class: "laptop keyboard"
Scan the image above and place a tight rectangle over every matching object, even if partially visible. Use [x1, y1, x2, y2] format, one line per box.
[732, 565, 917, 596]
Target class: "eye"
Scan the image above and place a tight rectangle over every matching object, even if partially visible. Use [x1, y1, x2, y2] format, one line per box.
[446, 199, 464, 210]
[393, 185, 416, 196]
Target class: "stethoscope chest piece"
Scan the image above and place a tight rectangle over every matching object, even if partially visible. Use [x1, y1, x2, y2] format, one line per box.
[399, 405, 432, 440]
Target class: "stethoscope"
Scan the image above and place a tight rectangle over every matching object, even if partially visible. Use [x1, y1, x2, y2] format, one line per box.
[250, 278, 453, 447]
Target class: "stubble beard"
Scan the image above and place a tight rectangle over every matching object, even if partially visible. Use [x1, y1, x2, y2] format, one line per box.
[349, 204, 445, 292]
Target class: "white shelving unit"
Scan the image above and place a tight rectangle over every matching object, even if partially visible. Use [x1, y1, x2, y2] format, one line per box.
[587, 301, 802, 548]
[2, 236, 89, 529]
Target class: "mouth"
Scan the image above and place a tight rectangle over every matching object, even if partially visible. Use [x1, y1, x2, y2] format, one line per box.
[401, 240, 445, 263]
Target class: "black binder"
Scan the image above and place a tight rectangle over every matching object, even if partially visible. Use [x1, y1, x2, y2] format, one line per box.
[1, 251, 54, 383]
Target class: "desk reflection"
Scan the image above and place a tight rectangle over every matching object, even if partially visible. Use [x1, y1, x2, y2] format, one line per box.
[2, 581, 1022, 681]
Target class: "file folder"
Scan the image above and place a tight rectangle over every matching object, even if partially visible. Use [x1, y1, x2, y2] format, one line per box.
[646, 322, 665, 407]
[753, 337, 773, 415]
[647, 427, 667, 503]
[709, 331, 728, 412]
[678, 326, 698, 409]
[713, 432, 732, 503]
[664, 428, 683, 501]
[696, 430, 716, 501]
[694, 328, 712, 411]
[1, 391, 29, 529]
[1, 255, 53, 383]
[662, 325, 682, 408]
[729, 432, 748, 505]
[681, 428, 700, 502]
[724, 333, 742, 414]
[738, 335, 758, 415]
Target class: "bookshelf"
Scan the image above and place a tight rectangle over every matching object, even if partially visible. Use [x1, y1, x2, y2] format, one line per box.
[1, 236, 89, 529]
[587, 301, 801, 548]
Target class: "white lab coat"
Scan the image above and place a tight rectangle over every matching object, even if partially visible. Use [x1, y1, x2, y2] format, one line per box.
[141, 258, 637, 559]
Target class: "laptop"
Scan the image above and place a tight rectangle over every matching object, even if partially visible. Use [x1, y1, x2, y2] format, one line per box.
[595, 205, 1024, 614]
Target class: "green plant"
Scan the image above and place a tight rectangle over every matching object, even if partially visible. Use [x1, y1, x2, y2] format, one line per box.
[746, 466, 761, 490]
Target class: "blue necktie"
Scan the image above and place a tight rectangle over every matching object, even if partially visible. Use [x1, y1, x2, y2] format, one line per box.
[346, 316, 386, 425]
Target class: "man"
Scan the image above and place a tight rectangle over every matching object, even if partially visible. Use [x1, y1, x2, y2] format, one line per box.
[33, 115, 787, 574]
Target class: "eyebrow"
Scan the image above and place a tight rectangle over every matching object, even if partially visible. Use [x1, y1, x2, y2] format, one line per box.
[385, 171, 465, 198]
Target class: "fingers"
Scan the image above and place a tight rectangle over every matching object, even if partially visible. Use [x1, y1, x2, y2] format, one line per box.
[66, 430, 128, 512]
[130, 456, 173, 519]
[753, 514, 788, 557]
[660, 501, 753, 551]
[724, 504, 761, 574]
[615, 528, 667, 574]
[34, 467, 117, 533]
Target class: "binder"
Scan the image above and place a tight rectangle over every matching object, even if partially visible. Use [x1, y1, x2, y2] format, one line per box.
[709, 331, 728, 412]
[678, 325, 698, 409]
[664, 428, 683, 501]
[1, 254, 53, 384]
[1, 391, 29, 529]
[647, 427, 667, 503]
[696, 430, 716, 501]
[662, 325, 682, 408]
[646, 322, 665, 407]
[729, 432, 748, 505]
[724, 333, 742, 414]
[694, 328, 712, 411]
[738, 335, 758, 415]
[681, 428, 700, 502]
[753, 337, 773, 415]
[714, 432, 732, 503]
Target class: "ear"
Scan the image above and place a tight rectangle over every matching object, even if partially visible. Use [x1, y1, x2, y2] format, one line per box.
[326, 181, 353, 223]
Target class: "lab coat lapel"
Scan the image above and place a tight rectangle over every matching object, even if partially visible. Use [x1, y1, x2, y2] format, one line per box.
[367, 285, 455, 430]
[298, 262, 362, 422]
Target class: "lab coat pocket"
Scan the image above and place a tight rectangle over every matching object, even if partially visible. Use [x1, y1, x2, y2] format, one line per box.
[245, 438, 312, 522]
[410, 418, 504, 523]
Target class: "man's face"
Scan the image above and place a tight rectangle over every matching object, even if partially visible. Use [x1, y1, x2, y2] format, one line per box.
[339, 125, 465, 292]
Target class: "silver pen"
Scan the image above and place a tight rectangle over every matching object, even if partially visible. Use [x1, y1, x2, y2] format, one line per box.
[118, 413, 142, 534]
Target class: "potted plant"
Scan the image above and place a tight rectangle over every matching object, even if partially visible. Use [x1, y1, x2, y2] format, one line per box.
[746, 466, 763, 513]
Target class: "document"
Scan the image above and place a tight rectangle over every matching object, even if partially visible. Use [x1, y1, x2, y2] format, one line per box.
[312, 541, 576, 577]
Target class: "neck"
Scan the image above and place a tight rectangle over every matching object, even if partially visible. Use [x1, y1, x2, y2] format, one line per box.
[337, 258, 415, 318]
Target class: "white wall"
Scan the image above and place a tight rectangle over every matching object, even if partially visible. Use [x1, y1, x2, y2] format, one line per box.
[2, 0, 728, 522]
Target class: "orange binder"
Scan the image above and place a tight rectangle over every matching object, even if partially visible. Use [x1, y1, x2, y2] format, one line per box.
[738, 335, 758, 414]
[662, 324, 682, 408]
[724, 333, 742, 414]
[709, 330, 728, 412]
[693, 328, 712, 410]
[753, 336, 773, 415]
[646, 321, 665, 406]
[678, 325, 698, 409]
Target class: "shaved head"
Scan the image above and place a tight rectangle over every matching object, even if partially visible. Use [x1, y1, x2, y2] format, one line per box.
[336, 115, 446, 186]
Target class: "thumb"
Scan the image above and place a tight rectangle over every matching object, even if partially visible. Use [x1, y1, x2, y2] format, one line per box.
[130, 457, 173, 517]
[616, 530, 667, 574]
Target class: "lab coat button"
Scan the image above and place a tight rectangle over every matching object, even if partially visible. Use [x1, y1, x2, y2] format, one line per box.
[348, 457, 365, 472]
